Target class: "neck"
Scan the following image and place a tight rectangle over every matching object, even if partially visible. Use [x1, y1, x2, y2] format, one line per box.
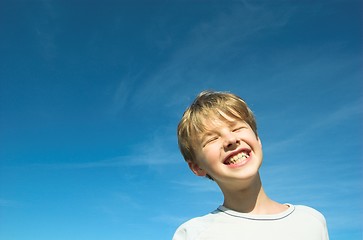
[220, 174, 286, 214]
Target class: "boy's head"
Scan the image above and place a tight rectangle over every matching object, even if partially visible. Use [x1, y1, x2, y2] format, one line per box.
[177, 90, 258, 165]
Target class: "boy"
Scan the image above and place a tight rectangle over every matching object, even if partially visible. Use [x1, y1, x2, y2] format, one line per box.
[173, 90, 329, 240]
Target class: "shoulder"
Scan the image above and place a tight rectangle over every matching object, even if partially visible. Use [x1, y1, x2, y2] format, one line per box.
[294, 205, 326, 222]
[292, 205, 328, 228]
[172, 211, 219, 240]
[291, 205, 329, 239]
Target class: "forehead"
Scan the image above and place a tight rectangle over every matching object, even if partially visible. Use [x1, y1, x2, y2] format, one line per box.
[195, 110, 242, 133]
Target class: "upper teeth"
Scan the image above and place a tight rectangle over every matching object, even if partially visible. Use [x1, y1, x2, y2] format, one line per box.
[229, 152, 248, 164]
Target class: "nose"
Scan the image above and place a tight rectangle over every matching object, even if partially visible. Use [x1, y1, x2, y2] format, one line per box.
[223, 132, 240, 150]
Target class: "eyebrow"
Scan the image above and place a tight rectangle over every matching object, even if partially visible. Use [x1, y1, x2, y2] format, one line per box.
[200, 130, 216, 138]
[199, 130, 217, 142]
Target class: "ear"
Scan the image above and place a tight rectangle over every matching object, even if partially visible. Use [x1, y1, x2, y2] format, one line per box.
[187, 161, 207, 177]
[257, 136, 262, 148]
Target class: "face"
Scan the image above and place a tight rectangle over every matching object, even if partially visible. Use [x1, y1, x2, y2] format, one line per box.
[188, 114, 263, 187]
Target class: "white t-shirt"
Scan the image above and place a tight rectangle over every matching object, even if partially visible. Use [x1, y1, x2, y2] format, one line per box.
[173, 204, 329, 240]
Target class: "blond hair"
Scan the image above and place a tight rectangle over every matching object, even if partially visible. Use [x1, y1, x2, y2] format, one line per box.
[177, 90, 257, 163]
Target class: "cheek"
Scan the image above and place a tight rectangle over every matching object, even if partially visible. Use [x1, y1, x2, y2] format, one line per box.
[201, 147, 220, 163]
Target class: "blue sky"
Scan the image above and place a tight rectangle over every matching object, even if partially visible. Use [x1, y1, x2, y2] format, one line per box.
[0, 0, 362, 239]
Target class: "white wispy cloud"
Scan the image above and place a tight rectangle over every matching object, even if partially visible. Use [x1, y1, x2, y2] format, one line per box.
[0, 198, 21, 208]
[112, 3, 294, 113]
[110, 67, 147, 115]
[33, 151, 180, 170]
[32, 0, 59, 61]
[263, 99, 362, 155]
[310, 99, 362, 130]
[91, 191, 144, 225]
[172, 179, 220, 193]
[151, 214, 189, 225]
[33, 127, 181, 169]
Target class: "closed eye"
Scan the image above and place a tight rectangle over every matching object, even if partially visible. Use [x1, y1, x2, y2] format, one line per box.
[202, 136, 218, 147]
[232, 126, 246, 132]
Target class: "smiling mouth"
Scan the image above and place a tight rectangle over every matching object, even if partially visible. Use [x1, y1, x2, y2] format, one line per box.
[224, 151, 250, 165]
